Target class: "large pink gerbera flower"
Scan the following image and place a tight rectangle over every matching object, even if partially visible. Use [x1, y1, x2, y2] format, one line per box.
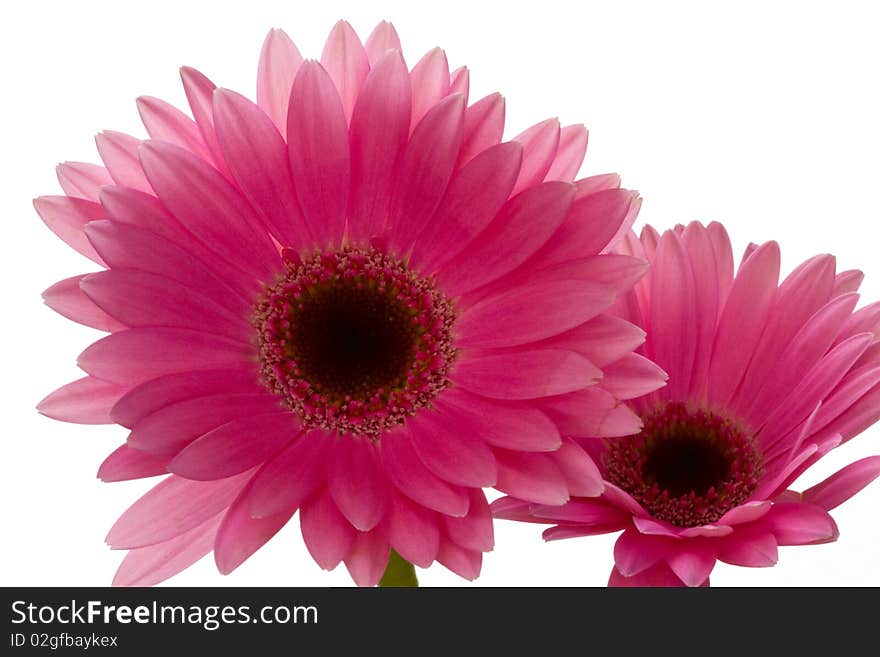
[494, 221, 880, 586]
[36, 21, 659, 586]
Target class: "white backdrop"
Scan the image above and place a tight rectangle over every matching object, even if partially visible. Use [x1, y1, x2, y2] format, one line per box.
[2, 0, 879, 587]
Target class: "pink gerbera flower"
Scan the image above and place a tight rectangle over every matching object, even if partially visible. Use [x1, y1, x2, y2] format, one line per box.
[494, 221, 880, 586]
[36, 21, 659, 586]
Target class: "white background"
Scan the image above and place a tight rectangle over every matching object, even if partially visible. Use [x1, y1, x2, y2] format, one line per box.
[2, 0, 879, 587]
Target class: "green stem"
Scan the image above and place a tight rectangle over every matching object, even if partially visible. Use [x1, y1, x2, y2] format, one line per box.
[378, 550, 419, 587]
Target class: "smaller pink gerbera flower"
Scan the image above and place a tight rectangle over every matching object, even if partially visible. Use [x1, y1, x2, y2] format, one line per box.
[494, 221, 880, 586]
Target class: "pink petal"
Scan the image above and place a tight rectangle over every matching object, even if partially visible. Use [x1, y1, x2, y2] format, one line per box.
[493, 449, 569, 505]
[716, 524, 778, 567]
[802, 456, 880, 511]
[344, 528, 390, 587]
[113, 515, 222, 587]
[489, 496, 540, 523]
[436, 181, 576, 296]
[110, 366, 263, 429]
[56, 161, 112, 201]
[380, 428, 469, 517]
[443, 488, 494, 552]
[834, 269, 864, 296]
[527, 311, 646, 368]
[320, 20, 370, 124]
[451, 350, 601, 400]
[179, 66, 230, 178]
[458, 92, 505, 167]
[408, 140, 521, 273]
[608, 562, 689, 587]
[600, 353, 668, 400]
[406, 408, 497, 488]
[511, 118, 560, 195]
[106, 470, 253, 549]
[545, 125, 588, 182]
[613, 528, 670, 577]
[387, 490, 440, 567]
[169, 412, 298, 480]
[575, 173, 621, 197]
[539, 387, 643, 438]
[717, 500, 772, 526]
[42, 274, 125, 332]
[78, 328, 252, 386]
[409, 47, 450, 128]
[436, 538, 482, 580]
[212, 88, 308, 248]
[213, 480, 295, 575]
[38, 376, 128, 425]
[95, 131, 152, 193]
[300, 487, 357, 570]
[364, 21, 402, 66]
[347, 50, 412, 242]
[98, 444, 169, 482]
[286, 61, 350, 246]
[529, 498, 629, 530]
[248, 431, 333, 518]
[435, 387, 562, 452]
[136, 96, 212, 163]
[762, 501, 839, 545]
[550, 439, 604, 497]
[666, 541, 716, 587]
[449, 66, 469, 100]
[706, 221, 734, 306]
[544, 524, 623, 540]
[386, 93, 466, 253]
[329, 437, 389, 532]
[34, 195, 105, 264]
[256, 28, 303, 137]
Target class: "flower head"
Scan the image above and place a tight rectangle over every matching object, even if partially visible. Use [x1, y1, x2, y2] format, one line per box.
[36, 21, 658, 586]
[494, 221, 880, 586]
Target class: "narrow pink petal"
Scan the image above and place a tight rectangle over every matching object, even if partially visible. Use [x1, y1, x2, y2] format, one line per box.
[98, 444, 169, 482]
[344, 528, 390, 587]
[78, 328, 252, 386]
[815, 377, 880, 444]
[387, 489, 440, 567]
[613, 528, 671, 577]
[256, 28, 303, 137]
[80, 269, 248, 341]
[489, 496, 541, 522]
[575, 173, 621, 197]
[608, 562, 690, 587]
[493, 449, 569, 505]
[550, 439, 604, 497]
[179, 66, 230, 178]
[38, 376, 128, 425]
[409, 48, 450, 128]
[456, 281, 615, 348]
[632, 515, 732, 538]
[544, 524, 623, 540]
[716, 500, 772, 526]
[95, 131, 152, 193]
[212, 88, 308, 248]
[321, 20, 370, 124]
[802, 456, 880, 511]
[380, 427, 469, 517]
[762, 501, 839, 545]
[716, 524, 778, 567]
[706, 221, 734, 307]
[106, 470, 253, 549]
[139, 141, 278, 282]
[170, 412, 299, 480]
[110, 366, 263, 428]
[706, 241, 780, 407]
[436, 538, 482, 580]
[300, 487, 357, 570]
[364, 21, 402, 66]
[386, 93, 466, 253]
[248, 431, 333, 518]
[451, 350, 601, 400]
[214, 480, 295, 575]
[56, 162, 112, 201]
[601, 353, 668, 400]
[435, 387, 562, 452]
[443, 488, 494, 552]
[529, 314, 646, 368]
[545, 125, 588, 182]
[406, 408, 497, 487]
[408, 140, 521, 273]
[113, 515, 222, 587]
[449, 66, 469, 100]
[836, 301, 880, 346]
[136, 96, 212, 162]
[529, 498, 630, 529]
[833, 269, 864, 296]
[286, 61, 349, 246]
[511, 118, 560, 195]
[539, 388, 643, 438]
[329, 437, 389, 532]
[34, 195, 105, 264]
[436, 181, 575, 296]
[665, 541, 716, 587]
[42, 274, 125, 332]
[458, 93, 505, 167]
[347, 50, 412, 242]
[127, 393, 283, 455]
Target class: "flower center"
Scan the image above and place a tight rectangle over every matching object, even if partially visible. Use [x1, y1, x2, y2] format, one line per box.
[254, 246, 456, 438]
[602, 403, 763, 527]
